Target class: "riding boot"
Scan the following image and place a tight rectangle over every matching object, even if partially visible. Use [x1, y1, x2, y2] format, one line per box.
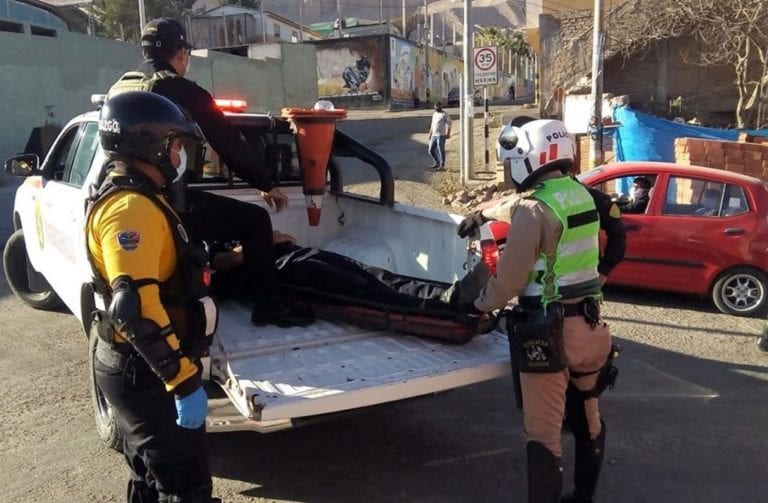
[527, 441, 563, 503]
[561, 420, 606, 503]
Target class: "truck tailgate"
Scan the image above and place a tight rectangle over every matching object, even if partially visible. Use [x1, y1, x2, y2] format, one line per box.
[211, 301, 511, 422]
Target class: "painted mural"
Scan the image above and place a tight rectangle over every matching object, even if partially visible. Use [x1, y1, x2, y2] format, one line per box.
[427, 50, 462, 101]
[389, 37, 418, 105]
[316, 38, 386, 100]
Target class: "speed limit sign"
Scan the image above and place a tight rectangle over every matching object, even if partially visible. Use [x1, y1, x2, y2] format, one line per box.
[473, 46, 498, 86]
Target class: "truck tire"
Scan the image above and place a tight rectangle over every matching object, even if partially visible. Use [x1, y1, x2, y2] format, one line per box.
[711, 266, 768, 316]
[88, 327, 123, 452]
[3, 229, 63, 310]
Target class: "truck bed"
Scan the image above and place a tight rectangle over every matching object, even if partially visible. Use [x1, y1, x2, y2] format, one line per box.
[207, 300, 511, 432]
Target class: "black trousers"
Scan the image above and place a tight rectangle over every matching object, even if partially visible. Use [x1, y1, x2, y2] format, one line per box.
[182, 189, 277, 304]
[94, 343, 212, 503]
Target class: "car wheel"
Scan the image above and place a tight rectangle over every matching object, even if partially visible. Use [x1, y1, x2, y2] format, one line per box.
[2, 229, 63, 310]
[88, 327, 123, 452]
[711, 267, 768, 316]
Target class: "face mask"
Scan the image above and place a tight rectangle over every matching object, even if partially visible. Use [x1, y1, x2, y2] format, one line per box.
[629, 187, 647, 200]
[174, 145, 188, 182]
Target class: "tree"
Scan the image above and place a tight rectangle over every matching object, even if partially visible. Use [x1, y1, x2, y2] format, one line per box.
[92, 0, 198, 42]
[610, 0, 768, 128]
[475, 26, 531, 57]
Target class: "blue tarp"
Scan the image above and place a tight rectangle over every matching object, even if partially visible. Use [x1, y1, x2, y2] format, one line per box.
[611, 106, 768, 162]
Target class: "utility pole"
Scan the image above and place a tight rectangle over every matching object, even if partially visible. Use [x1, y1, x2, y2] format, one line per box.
[298, 0, 304, 41]
[138, 0, 146, 32]
[402, 0, 407, 38]
[462, 0, 474, 181]
[589, 0, 605, 167]
[423, 0, 428, 45]
[336, 0, 343, 38]
[379, 0, 384, 31]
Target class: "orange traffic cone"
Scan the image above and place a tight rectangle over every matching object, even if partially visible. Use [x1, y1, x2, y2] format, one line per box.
[282, 104, 348, 226]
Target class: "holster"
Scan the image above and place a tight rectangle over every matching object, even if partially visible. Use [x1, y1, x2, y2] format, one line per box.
[507, 302, 566, 373]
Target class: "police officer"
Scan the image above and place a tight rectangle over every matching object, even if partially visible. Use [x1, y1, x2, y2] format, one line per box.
[87, 91, 217, 502]
[107, 17, 311, 326]
[461, 116, 625, 283]
[458, 119, 616, 503]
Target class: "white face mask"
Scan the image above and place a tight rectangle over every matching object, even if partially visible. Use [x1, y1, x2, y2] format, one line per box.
[629, 187, 647, 200]
[174, 145, 188, 182]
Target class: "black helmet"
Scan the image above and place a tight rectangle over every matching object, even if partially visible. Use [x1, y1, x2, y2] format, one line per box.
[99, 91, 204, 185]
[141, 18, 192, 51]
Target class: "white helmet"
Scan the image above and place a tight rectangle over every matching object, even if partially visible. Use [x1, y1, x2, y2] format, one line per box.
[497, 119, 574, 190]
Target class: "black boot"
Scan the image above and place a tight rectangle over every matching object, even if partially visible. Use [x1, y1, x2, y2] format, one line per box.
[758, 334, 768, 352]
[561, 420, 606, 503]
[527, 441, 563, 503]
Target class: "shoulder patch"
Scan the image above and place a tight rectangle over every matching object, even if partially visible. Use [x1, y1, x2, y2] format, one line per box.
[609, 203, 621, 219]
[117, 231, 140, 251]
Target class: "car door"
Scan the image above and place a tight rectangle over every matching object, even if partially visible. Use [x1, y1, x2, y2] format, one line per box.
[643, 176, 757, 294]
[37, 121, 102, 315]
[590, 173, 662, 289]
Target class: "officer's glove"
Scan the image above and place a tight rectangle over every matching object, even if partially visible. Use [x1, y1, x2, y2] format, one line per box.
[175, 386, 208, 429]
[457, 210, 488, 238]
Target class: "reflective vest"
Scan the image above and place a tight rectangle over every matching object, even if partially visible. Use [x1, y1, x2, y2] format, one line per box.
[521, 176, 601, 306]
[106, 70, 179, 99]
[85, 170, 215, 356]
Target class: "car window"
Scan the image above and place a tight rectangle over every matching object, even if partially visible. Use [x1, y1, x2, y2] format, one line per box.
[592, 174, 656, 214]
[722, 184, 749, 216]
[44, 126, 79, 181]
[66, 122, 100, 187]
[662, 176, 727, 217]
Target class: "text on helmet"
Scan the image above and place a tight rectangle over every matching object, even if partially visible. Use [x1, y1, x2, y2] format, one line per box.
[99, 119, 121, 134]
[545, 131, 569, 142]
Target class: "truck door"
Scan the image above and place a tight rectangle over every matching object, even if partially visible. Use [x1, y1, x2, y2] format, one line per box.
[37, 121, 101, 317]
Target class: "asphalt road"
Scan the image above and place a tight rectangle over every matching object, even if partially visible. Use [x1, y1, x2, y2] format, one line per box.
[1, 109, 767, 502]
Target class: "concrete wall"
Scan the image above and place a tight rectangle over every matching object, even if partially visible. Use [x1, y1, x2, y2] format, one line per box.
[0, 30, 317, 164]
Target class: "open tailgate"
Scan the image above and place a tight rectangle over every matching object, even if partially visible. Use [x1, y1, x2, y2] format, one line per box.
[210, 302, 511, 423]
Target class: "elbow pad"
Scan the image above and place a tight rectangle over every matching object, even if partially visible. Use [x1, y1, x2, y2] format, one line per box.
[108, 276, 181, 383]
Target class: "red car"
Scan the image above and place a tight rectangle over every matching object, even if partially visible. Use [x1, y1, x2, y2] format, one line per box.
[479, 162, 768, 316]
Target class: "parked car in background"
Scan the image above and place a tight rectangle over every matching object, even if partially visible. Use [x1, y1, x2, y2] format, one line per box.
[446, 87, 482, 107]
[475, 162, 768, 316]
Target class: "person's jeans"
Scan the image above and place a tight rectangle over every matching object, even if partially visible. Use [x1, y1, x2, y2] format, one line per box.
[428, 134, 447, 168]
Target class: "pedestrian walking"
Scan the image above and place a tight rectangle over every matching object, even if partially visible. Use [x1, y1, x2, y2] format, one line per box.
[428, 102, 452, 170]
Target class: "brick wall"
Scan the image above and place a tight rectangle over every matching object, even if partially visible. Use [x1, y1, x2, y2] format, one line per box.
[674, 135, 768, 179]
[575, 134, 616, 172]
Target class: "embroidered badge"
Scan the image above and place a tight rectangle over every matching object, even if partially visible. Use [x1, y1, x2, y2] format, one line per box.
[117, 231, 140, 251]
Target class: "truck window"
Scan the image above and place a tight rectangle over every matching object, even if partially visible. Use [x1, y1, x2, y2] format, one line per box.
[66, 122, 100, 187]
[44, 126, 79, 181]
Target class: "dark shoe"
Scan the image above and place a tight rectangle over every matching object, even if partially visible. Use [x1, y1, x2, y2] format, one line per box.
[251, 299, 315, 327]
[758, 335, 768, 352]
[429, 164, 440, 170]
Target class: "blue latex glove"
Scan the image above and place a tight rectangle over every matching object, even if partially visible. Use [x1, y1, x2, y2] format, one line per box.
[174, 387, 208, 429]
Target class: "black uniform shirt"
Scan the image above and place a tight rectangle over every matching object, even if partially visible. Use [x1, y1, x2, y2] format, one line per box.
[140, 61, 275, 192]
[586, 186, 626, 276]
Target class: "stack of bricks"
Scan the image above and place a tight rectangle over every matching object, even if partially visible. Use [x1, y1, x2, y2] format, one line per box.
[674, 134, 768, 179]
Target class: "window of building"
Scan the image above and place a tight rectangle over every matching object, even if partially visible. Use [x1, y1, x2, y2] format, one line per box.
[273, 23, 280, 38]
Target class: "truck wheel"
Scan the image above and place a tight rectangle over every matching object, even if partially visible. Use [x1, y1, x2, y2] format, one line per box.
[88, 328, 123, 452]
[3, 229, 63, 310]
[711, 267, 768, 316]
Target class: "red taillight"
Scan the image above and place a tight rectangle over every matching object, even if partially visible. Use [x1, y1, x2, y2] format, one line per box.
[213, 98, 247, 113]
[480, 238, 500, 275]
[202, 266, 211, 288]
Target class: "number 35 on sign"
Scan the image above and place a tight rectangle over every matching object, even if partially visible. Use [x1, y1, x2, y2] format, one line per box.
[474, 46, 498, 86]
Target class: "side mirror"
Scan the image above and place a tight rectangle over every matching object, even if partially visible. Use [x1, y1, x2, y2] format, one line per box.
[4, 154, 41, 177]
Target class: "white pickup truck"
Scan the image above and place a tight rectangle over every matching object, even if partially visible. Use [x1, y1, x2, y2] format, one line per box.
[2, 106, 510, 449]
